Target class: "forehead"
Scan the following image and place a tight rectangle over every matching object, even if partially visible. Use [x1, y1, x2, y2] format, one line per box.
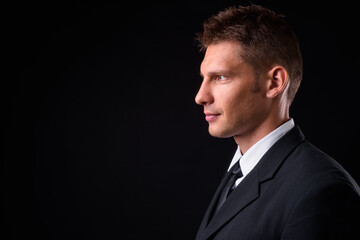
[200, 41, 246, 74]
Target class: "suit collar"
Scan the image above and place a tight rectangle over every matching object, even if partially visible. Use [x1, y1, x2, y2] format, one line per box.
[198, 126, 305, 240]
[258, 125, 304, 183]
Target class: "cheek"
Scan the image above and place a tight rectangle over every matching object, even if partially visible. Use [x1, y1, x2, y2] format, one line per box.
[223, 88, 249, 112]
[222, 88, 262, 124]
[214, 79, 260, 117]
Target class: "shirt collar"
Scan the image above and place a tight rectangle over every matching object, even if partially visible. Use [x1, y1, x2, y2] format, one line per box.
[228, 119, 295, 175]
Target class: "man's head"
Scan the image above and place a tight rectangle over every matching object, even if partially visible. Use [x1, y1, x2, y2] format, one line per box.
[195, 5, 303, 140]
[196, 5, 302, 103]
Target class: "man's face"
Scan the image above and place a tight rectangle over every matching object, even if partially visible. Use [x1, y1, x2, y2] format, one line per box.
[195, 41, 270, 138]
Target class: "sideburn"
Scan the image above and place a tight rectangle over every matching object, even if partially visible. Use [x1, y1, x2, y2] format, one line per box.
[251, 72, 261, 93]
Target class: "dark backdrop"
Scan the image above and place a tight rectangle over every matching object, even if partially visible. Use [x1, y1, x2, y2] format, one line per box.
[3, 0, 359, 239]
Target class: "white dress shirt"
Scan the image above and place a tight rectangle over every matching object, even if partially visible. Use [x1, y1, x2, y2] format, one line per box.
[228, 119, 295, 187]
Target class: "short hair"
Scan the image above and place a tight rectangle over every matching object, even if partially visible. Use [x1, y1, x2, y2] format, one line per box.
[196, 5, 303, 104]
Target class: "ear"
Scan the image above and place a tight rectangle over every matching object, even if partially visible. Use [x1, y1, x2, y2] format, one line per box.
[265, 66, 289, 99]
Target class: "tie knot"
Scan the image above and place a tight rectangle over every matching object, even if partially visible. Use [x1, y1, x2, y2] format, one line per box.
[231, 161, 243, 178]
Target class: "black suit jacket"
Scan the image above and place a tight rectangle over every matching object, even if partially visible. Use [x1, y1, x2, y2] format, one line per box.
[196, 126, 360, 240]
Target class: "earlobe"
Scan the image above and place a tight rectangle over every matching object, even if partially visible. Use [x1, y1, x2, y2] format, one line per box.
[266, 66, 289, 99]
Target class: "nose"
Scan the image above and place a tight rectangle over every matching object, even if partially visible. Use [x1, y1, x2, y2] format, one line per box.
[195, 80, 213, 106]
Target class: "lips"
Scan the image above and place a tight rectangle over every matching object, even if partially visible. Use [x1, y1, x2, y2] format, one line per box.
[204, 112, 220, 122]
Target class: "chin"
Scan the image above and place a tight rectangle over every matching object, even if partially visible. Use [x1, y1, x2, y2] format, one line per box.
[208, 125, 234, 138]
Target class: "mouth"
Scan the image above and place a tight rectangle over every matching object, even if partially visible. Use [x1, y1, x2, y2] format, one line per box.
[204, 112, 220, 122]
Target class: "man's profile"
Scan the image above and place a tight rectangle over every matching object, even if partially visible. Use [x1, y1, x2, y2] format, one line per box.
[194, 5, 360, 240]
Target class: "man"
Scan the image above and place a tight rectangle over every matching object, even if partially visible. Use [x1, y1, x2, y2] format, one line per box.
[194, 5, 360, 240]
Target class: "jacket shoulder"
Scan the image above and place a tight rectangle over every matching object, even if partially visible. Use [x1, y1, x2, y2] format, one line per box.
[288, 140, 360, 195]
[279, 141, 360, 238]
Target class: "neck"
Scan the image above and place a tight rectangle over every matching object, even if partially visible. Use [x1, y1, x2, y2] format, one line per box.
[233, 105, 290, 154]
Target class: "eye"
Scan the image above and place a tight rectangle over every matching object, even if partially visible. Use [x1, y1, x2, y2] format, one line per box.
[216, 75, 228, 81]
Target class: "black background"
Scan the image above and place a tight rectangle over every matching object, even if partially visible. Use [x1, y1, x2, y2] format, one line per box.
[3, 0, 359, 239]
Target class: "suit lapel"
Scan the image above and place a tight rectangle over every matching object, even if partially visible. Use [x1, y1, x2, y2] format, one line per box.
[199, 126, 305, 240]
[196, 170, 233, 239]
[201, 162, 259, 240]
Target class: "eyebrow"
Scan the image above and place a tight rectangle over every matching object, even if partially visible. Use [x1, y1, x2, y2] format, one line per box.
[200, 70, 233, 77]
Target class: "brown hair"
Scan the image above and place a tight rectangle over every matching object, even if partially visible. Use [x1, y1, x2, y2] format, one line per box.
[196, 5, 303, 104]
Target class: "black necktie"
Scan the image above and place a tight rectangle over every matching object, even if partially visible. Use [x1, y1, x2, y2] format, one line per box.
[215, 160, 243, 212]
